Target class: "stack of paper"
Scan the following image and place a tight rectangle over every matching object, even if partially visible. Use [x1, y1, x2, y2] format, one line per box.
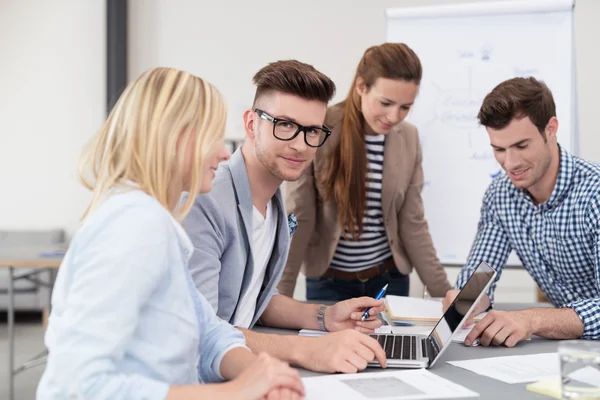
[385, 296, 443, 325]
[385, 295, 486, 326]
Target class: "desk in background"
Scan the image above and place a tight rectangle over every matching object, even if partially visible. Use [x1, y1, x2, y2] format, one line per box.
[0, 244, 65, 400]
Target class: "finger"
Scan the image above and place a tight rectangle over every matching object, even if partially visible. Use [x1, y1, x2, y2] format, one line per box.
[356, 319, 382, 331]
[350, 311, 366, 320]
[353, 341, 376, 363]
[275, 364, 301, 381]
[350, 296, 385, 309]
[350, 306, 386, 321]
[278, 388, 292, 400]
[355, 325, 377, 334]
[465, 315, 494, 345]
[491, 325, 512, 346]
[345, 352, 368, 371]
[269, 363, 302, 389]
[366, 304, 386, 316]
[266, 389, 279, 400]
[479, 320, 504, 347]
[362, 311, 383, 321]
[334, 358, 358, 374]
[359, 335, 387, 368]
[504, 331, 524, 348]
[270, 375, 305, 397]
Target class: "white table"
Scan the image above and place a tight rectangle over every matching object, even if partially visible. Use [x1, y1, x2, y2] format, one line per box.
[0, 244, 65, 400]
[255, 303, 558, 400]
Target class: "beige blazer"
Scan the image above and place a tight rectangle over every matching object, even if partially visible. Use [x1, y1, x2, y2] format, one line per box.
[279, 103, 451, 297]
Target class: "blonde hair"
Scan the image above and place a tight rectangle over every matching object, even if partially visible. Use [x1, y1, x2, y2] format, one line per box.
[78, 67, 226, 221]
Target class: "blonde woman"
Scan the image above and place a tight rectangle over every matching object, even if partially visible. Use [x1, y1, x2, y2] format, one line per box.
[37, 68, 304, 400]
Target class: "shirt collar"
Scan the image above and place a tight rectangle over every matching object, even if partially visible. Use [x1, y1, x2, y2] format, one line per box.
[169, 217, 194, 261]
[545, 144, 575, 209]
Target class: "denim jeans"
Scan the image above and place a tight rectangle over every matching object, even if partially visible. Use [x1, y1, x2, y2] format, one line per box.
[306, 267, 410, 301]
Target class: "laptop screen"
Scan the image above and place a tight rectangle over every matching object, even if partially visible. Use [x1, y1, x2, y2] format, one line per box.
[426, 261, 496, 365]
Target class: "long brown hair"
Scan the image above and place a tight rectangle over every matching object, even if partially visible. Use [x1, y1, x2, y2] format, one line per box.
[322, 43, 422, 239]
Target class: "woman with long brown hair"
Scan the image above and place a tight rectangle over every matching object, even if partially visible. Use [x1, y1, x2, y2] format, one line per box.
[279, 43, 451, 301]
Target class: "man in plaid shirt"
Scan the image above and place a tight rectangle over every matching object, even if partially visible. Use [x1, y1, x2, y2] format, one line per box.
[443, 77, 600, 347]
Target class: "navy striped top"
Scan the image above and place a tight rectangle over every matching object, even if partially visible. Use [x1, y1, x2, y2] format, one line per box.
[331, 134, 392, 271]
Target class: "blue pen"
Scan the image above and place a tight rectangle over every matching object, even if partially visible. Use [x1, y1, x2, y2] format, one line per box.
[361, 284, 388, 321]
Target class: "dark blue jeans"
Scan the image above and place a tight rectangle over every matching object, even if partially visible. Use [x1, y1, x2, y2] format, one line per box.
[306, 267, 410, 301]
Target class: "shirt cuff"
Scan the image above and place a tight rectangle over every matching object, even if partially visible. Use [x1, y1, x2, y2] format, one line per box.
[567, 299, 600, 339]
[212, 344, 251, 381]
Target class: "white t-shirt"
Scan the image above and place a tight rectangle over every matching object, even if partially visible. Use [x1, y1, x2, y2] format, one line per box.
[233, 200, 277, 328]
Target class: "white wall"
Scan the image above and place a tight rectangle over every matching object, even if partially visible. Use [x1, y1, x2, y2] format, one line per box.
[128, 0, 600, 301]
[0, 0, 105, 235]
[1, 0, 597, 237]
[0, 0, 598, 301]
[128, 0, 600, 166]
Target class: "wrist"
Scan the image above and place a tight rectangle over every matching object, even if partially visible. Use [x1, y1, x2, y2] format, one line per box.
[224, 379, 248, 400]
[290, 336, 311, 367]
[317, 304, 329, 331]
[519, 309, 538, 336]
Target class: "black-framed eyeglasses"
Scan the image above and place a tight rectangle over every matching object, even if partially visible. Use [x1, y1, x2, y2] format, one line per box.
[254, 109, 331, 148]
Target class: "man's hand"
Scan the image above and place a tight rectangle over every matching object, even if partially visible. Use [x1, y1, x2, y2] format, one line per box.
[298, 330, 387, 373]
[325, 297, 385, 333]
[465, 310, 533, 347]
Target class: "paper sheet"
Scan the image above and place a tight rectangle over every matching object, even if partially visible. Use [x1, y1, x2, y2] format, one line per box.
[568, 365, 600, 387]
[448, 353, 560, 384]
[303, 369, 479, 399]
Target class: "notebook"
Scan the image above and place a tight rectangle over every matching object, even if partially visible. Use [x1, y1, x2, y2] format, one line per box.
[385, 296, 487, 325]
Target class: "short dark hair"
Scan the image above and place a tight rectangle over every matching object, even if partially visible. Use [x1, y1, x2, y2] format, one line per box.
[477, 76, 556, 134]
[252, 60, 336, 106]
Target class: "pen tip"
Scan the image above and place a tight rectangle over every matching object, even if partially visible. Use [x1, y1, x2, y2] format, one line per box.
[383, 284, 388, 290]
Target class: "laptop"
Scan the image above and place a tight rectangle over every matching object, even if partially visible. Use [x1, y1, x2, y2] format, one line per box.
[368, 261, 497, 369]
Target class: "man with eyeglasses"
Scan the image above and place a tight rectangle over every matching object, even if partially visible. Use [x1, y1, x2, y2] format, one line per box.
[182, 60, 388, 374]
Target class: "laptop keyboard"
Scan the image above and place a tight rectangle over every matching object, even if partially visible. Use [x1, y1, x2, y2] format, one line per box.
[370, 335, 419, 360]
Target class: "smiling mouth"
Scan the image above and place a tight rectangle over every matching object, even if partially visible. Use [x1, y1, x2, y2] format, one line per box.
[510, 168, 529, 178]
[282, 156, 305, 164]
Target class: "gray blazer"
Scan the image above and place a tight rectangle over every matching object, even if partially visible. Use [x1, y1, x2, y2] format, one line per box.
[182, 149, 291, 328]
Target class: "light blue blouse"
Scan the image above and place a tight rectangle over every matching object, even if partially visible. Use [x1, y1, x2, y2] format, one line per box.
[37, 189, 247, 399]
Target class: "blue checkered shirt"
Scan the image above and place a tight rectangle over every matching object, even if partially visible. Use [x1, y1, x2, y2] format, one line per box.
[456, 145, 600, 339]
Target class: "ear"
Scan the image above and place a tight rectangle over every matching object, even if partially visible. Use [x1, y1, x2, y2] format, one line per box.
[545, 116, 559, 140]
[242, 109, 256, 140]
[355, 77, 367, 96]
